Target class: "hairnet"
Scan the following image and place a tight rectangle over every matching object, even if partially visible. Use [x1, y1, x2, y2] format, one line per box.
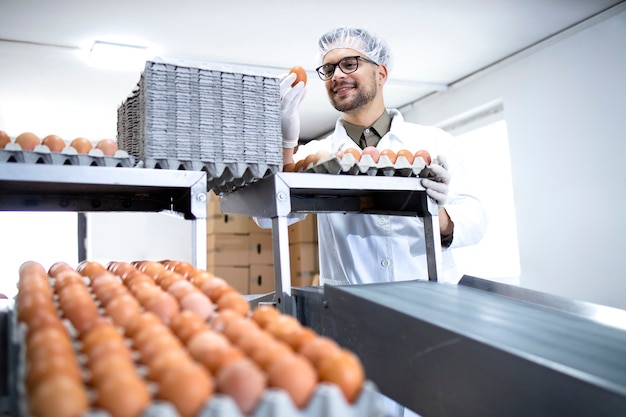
[318, 27, 392, 68]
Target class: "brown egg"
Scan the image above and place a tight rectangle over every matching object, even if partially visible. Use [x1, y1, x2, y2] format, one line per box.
[69, 137, 93, 154]
[83, 337, 133, 365]
[264, 314, 302, 341]
[216, 358, 267, 415]
[19, 260, 48, 278]
[216, 292, 250, 316]
[396, 149, 415, 164]
[105, 293, 142, 328]
[76, 260, 106, 278]
[28, 375, 90, 417]
[317, 349, 365, 403]
[24, 309, 66, 337]
[137, 333, 183, 365]
[132, 324, 172, 353]
[298, 336, 342, 368]
[380, 149, 397, 164]
[0, 130, 10, 148]
[143, 291, 180, 324]
[250, 339, 293, 371]
[200, 277, 235, 302]
[166, 279, 196, 298]
[92, 370, 152, 417]
[282, 162, 296, 172]
[94, 281, 129, 306]
[41, 135, 66, 152]
[361, 146, 380, 163]
[15, 132, 40, 151]
[157, 362, 214, 417]
[169, 310, 208, 344]
[221, 317, 262, 345]
[124, 312, 163, 338]
[267, 353, 317, 409]
[17, 291, 56, 324]
[236, 329, 273, 356]
[180, 292, 214, 321]
[80, 322, 124, 352]
[136, 261, 166, 279]
[88, 353, 137, 387]
[289, 65, 307, 87]
[250, 305, 281, 328]
[95, 139, 119, 156]
[47, 261, 74, 277]
[342, 147, 362, 161]
[25, 354, 83, 392]
[187, 330, 243, 374]
[186, 270, 214, 287]
[282, 326, 317, 351]
[146, 348, 194, 382]
[415, 149, 432, 165]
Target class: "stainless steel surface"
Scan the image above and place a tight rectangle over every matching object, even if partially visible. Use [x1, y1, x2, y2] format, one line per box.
[220, 172, 441, 314]
[0, 163, 208, 268]
[293, 282, 626, 417]
[459, 275, 626, 332]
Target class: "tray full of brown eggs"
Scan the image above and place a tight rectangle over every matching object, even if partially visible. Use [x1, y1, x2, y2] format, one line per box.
[284, 146, 437, 178]
[10, 260, 385, 417]
[0, 131, 134, 167]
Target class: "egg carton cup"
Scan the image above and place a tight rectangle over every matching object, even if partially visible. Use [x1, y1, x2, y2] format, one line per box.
[136, 159, 280, 194]
[0, 143, 134, 168]
[9, 304, 385, 417]
[301, 153, 437, 178]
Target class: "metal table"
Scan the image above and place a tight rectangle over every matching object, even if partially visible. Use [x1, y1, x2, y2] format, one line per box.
[0, 163, 208, 267]
[220, 172, 440, 314]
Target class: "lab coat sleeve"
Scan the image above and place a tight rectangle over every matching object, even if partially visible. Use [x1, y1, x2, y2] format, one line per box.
[438, 130, 488, 249]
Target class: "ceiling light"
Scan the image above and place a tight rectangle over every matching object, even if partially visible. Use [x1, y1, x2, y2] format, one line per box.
[88, 41, 149, 71]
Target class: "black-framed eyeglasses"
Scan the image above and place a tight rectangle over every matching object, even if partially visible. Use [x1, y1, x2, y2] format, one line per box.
[315, 56, 379, 81]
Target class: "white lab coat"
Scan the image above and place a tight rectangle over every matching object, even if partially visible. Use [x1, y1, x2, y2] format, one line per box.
[293, 109, 487, 285]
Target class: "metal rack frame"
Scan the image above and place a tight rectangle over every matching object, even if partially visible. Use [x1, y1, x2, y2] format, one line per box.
[219, 172, 440, 314]
[0, 163, 208, 267]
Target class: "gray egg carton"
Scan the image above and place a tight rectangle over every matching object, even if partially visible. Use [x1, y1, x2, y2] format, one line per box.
[9, 304, 385, 417]
[300, 153, 437, 178]
[117, 58, 283, 194]
[0, 143, 134, 167]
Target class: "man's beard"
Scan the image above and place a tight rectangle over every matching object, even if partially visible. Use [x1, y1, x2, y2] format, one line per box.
[330, 79, 377, 113]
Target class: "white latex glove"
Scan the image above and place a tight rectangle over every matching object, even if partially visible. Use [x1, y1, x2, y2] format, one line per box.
[421, 155, 450, 206]
[279, 72, 306, 148]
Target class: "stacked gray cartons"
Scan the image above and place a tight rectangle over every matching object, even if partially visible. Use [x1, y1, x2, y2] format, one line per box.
[117, 58, 283, 193]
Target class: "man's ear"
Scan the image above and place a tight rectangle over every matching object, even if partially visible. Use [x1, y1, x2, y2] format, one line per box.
[378, 64, 389, 85]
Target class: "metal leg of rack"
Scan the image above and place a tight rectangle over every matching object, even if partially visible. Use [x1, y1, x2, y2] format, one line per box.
[423, 212, 443, 282]
[191, 218, 207, 269]
[271, 215, 294, 315]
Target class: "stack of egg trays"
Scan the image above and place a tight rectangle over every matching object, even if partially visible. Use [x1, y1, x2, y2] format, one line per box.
[9, 304, 386, 417]
[0, 144, 134, 168]
[303, 153, 437, 178]
[117, 58, 283, 194]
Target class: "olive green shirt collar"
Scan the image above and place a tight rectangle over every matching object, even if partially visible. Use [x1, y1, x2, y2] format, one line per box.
[343, 110, 392, 149]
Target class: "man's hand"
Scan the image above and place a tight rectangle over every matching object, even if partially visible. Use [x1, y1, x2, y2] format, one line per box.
[280, 72, 306, 149]
[421, 155, 450, 207]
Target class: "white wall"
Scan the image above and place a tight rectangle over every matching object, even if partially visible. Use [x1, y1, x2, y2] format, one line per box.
[403, 10, 626, 309]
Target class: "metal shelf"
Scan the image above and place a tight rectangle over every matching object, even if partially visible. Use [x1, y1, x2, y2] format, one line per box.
[220, 172, 441, 314]
[0, 163, 208, 267]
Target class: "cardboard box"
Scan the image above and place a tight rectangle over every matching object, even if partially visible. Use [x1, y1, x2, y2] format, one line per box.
[288, 214, 318, 244]
[249, 233, 273, 265]
[249, 264, 275, 294]
[289, 242, 319, 275]
[207, 234, 250, 267]
[292, 273, 320, 287]
[207, 213, 250, 235]
[248, 218, 272, 234]
[210, 266, 249, 294]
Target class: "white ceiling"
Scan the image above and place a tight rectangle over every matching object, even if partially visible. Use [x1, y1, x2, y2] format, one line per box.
[0, 0, 622, 141]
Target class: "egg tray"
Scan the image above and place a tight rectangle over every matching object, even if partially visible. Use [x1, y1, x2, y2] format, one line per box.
[8, 300, 386, 417]
[298, 153, 438, 178]
[137, 159, 280, 195]
[117, 58, 283, 195]
[0, 144, 135, 168]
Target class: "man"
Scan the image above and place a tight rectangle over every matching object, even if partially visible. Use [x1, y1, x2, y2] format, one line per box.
[280, 26, 487, 285]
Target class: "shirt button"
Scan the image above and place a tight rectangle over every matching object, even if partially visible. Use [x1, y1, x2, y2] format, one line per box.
[381, 259, 390, 267]
[364, 128, 370, 134]
[377, 218, 386, 226]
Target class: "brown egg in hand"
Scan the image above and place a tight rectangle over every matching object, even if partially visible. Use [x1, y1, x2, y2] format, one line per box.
[290, 65, 307, 87]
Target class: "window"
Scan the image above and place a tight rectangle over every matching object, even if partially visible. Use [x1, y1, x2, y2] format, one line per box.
[444, 107, 521, 284]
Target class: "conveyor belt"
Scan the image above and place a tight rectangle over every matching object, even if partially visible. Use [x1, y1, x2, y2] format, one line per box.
[294, 280, 626, 417]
